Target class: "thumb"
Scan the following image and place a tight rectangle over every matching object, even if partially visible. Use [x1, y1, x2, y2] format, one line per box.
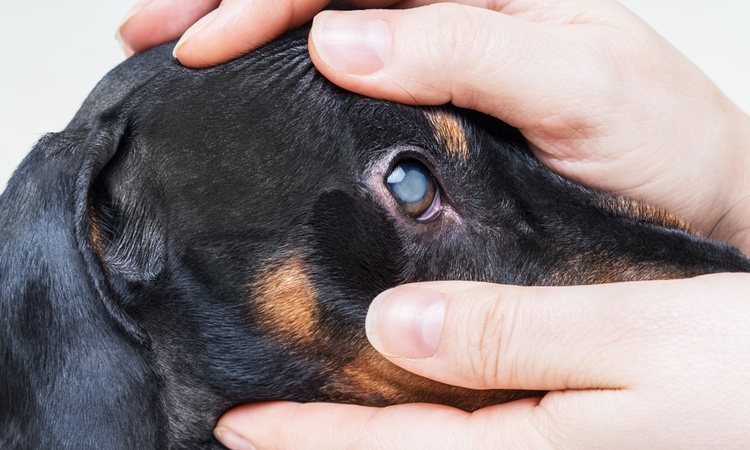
[364, 279, 696, 392]
[309, 5, 616, 130]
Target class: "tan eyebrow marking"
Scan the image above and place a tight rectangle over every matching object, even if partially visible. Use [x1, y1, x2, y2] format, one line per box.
[252, 256, 319, 345]
[425, 110, 470, 161]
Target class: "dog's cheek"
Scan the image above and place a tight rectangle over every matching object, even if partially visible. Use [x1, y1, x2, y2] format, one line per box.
[304, 192, 540, 409]
[307, 190, 403, 339]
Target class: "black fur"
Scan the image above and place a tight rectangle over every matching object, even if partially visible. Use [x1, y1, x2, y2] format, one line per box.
[2, 27, 749, 449]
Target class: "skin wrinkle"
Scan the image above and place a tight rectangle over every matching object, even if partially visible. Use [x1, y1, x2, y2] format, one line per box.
[252, 256, 320, 346]
[425, 110, 471, 161]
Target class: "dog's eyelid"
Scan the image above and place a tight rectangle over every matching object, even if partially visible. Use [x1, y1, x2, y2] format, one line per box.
[416, 189, 442, 222]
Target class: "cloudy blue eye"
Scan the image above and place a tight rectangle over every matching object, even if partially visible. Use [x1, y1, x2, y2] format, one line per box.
[386, 160, 441, 221]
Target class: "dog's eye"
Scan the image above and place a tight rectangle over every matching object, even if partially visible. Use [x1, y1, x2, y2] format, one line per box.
[386, 160, 441, 221]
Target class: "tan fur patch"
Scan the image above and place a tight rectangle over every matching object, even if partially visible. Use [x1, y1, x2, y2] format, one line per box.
[548, 252, 686, 286]
[88, 201, 106, 259]
[544, 194, 699, 285]
[253, 257, 319, 345]
[326, 347, 536, 411]
[426, 111, 470, 161]
[601, 197, 696, 234]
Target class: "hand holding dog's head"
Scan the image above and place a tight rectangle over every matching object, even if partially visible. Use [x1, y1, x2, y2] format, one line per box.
[3, 29, 749, 448]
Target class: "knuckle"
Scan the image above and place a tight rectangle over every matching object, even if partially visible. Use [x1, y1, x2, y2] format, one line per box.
[462, 287, 528, 388]
[421, 4, 486, 69]
[527, 395, 576, 450]
[413, 3, 502, 107]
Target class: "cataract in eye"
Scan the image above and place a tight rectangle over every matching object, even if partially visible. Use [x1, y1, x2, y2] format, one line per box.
[387, 160, 441, 221]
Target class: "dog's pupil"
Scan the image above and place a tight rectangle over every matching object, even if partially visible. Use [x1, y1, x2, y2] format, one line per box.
[387, 160, 430, 204]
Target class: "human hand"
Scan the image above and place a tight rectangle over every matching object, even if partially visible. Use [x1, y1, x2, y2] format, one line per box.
[213, 274, 750, 449]
[118, 0, 750, 253]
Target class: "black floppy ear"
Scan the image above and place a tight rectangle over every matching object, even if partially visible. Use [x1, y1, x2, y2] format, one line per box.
[1, 116, 155, 343]
[81, 119, 167, 294]
[0, 117, 163, 447]
[76, 114, 169, 338]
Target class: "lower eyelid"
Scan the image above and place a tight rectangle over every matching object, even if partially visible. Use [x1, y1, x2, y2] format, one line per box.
[417, 189, 442, 222]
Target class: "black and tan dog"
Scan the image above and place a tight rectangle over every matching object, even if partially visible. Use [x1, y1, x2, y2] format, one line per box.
[2, 26, 749, 449]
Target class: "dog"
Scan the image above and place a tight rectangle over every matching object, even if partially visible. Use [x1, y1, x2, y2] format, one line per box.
[2, 25, 749, 449]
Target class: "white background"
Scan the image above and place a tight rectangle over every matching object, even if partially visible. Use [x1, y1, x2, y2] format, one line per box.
[1, 1, 749, 191]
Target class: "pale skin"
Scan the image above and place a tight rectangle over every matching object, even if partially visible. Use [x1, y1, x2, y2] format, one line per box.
[119, 1, 750, 448]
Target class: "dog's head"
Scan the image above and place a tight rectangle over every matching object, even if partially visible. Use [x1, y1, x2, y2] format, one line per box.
[3, 28, 749, 447]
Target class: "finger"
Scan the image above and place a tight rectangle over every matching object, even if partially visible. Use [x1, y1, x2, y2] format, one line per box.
[171, 0, 331, 67]
[172, 0, 408, 68]
[214, 399, 548, 450]
[308, 4, 626, 130]
[348, 0, 403, 7]
[394, 0, 625, 25]
[117, 0, 407, 60]
[364, 278, 705, 392]
[117, 0, 219, 55]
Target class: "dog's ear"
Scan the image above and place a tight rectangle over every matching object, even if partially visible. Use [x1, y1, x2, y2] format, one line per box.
[90, 118, 170, 316]
[83, 121, 167, 292]
[74, 117, 169, 329]
[0, 116, 163, 446]
[3, 113, 167, 343]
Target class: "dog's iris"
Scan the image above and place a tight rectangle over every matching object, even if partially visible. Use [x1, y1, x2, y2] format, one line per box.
[386, 160, 440, 221]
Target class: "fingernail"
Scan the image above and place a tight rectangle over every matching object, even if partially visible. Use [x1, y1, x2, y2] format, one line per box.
[366, 286, 446, 359]
[311, 12, 392, 76]
[115, 30, 135, 58]
[173, 9, 220, 59]
[214, 427, 257, 450]
[118, 0, 151, 31]
[117, 0, 151, 56]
